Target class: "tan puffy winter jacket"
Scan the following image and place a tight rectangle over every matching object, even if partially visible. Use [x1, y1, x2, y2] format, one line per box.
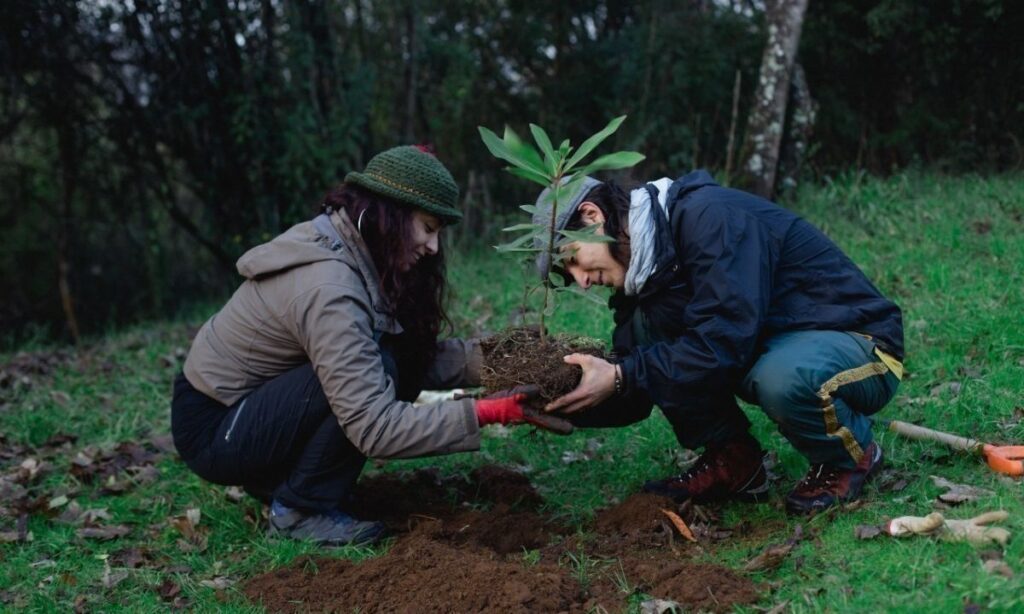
[183, 209, 482, 459]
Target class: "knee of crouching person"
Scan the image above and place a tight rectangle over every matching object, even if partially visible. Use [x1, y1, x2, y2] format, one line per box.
[750, 371, 816, 428]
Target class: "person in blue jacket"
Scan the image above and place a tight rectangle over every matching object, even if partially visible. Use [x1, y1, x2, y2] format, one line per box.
[539, 172, 904, 514]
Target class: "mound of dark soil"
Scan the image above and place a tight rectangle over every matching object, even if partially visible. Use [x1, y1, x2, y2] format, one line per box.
[591, 493, 679, 548]
[480, 327, 605, 402]
[347, 465, 544, 531]
[431, 505, 560, 554]
[468, 465, 544, 510]
[243, 468, 762, 613]
[247, 533, 576, 613]
[615, 557, 761, 612]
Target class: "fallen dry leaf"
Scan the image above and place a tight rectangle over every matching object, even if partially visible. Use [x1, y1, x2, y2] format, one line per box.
[81, 507, 113, 524]
[111, 547, 152, 569]
[157, 578, 182, 601]
[640, 599, 684, 614]
[660, 508, 697, 543]
[0, 530, 31, 543]
[57, 501, 83, 524]
[72, 594, 89, 614]
[199, 576, 235, 590]
[225, 486, 245, 503]
[78, 525, 131, 540]
[743, 542, 794, 572]
[169, 507, 208, 553]
[877, 471, 910, 493]
[854, 525, 883, 540]
[929, 381, 963, 398]
[41, 433, 78, 449]
[101, 560, 130, 589]
[764, 601, 791, 614]
[149, 434, 176, 455]
[983, 559, 1014, 578]
[931, 475, 994, 505]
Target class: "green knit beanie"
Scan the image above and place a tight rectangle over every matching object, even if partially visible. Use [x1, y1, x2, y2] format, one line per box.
[345, 146, 462, 224]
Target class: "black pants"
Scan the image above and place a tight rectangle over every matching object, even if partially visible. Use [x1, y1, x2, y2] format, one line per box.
[171, 364, 366, 512]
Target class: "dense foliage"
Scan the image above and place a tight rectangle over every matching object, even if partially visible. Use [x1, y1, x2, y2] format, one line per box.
[2, 0, 1022, 344]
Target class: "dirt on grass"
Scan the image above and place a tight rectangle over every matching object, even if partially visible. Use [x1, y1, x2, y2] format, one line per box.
[480, 327, 606, 403]
[243, 467, 762, 613]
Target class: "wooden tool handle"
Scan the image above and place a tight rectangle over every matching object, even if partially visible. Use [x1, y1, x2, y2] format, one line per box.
[888, 420, 983, 453]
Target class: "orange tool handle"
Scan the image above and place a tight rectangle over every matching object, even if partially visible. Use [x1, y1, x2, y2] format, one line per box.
[887, 420, 1024, 476]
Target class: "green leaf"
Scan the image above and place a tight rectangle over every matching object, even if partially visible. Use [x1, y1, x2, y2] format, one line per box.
[558, 139, 572, 157]
[530, 124, 557, 172]
[549, 272, 567, 288]
[494, 232, 535, 252]
[501, 222, 543, 232]
[569, 285, 610, 305]
[479, 125, 546, 176]
[496, 245, 543, 253]
[578, 151, 646, 174]
[559, 228, 616, 243]
[479, 126, 519, 166]
[520, 204, 539, 215]
[503, 126, 548, 175]
[507, 165, 552, 187]
[565, 115, 627, 171]
[539, 173, 587, 208]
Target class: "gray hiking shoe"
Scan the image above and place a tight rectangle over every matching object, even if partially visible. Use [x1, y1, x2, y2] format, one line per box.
[268, 503, 385, 546]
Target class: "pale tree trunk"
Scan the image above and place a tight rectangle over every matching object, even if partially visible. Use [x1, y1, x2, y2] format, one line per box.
[777, 62, 818, 192]
[724, 69, 742, 183]
[739, 0, 808, 198]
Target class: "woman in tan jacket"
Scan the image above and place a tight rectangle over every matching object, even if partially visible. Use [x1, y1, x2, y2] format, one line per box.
[171, 146, 539, 546]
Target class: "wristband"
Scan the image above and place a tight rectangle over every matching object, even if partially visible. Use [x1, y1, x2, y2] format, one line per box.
[613, 364, 623, 396]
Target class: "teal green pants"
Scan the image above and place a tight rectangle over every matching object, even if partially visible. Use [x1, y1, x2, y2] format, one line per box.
[737, 330, 900, 468]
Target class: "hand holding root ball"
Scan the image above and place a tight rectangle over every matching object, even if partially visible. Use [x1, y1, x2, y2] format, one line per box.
[474, 385, 574, 434]
[544, 354, 619, 414]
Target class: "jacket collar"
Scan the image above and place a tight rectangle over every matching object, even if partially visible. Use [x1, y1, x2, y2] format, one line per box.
[328, 209, 402, 333]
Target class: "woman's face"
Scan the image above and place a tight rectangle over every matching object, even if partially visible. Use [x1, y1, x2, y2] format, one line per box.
[403, 209, 442, 271]
[560, 203, 627, 290]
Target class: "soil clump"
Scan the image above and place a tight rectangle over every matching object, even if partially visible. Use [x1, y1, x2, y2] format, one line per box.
[591, 492, 680, 549]
[244, 468, 762, 613]
[480, 327, 605, 402]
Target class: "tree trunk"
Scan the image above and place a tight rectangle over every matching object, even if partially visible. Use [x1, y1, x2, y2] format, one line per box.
[738, 0, 808, 198]
[402, 1, 418, 143]
[777, 62, 818, 192]
[56, 127, 82, 345]
[724, 69, 742, 183]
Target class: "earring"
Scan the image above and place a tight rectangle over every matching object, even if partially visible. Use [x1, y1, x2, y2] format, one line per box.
[357, 209, 367, 234]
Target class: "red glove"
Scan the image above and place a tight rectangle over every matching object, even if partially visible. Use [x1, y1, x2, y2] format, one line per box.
[474, 385, 574, 435]
[475, 385, 538, 426]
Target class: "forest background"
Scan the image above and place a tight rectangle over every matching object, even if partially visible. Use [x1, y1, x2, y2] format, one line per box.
[2, 0, 1023, 348]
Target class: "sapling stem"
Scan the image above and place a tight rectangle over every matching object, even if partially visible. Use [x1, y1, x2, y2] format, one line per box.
[540, 170, 564, 346]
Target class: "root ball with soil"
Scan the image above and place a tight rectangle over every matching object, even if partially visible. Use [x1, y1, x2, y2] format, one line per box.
[480, 327, 606, 404]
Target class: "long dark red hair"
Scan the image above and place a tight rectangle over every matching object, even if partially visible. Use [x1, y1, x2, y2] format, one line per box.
[321, 184, 451, 396]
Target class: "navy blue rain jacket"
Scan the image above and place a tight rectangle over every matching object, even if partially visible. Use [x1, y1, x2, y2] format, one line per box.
[614, 171, 904, 412]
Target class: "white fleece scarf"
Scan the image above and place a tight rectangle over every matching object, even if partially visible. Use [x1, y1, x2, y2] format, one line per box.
[623, 177, 673, 296]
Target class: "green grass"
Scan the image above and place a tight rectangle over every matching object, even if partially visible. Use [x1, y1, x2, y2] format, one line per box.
[2, 171, 1023, 612]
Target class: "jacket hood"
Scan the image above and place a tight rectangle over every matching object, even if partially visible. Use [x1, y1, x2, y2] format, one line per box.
[674, 169, 718, 192]
[236, 221, 349, 279]
[665, 169, 719, 206]
[237, 208, 378, 283]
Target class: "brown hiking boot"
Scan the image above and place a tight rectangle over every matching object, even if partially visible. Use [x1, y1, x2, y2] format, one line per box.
[785, 442, 883, 515]
[642, 438, 769, 503]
